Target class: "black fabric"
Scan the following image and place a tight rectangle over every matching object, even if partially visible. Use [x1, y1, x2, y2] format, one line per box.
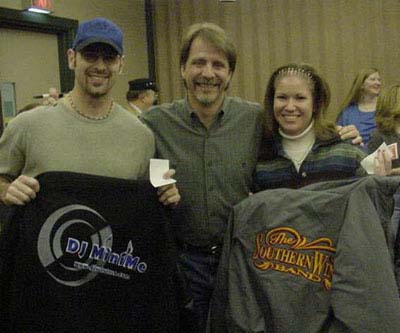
[0, 171, 183, 332]
[0, 203, 12, 230]
[394, 223, 400, 294]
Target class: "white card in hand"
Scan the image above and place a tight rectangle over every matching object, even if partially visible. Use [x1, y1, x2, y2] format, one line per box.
[360, 142, 392, 174]
[149, 158, 176, 188]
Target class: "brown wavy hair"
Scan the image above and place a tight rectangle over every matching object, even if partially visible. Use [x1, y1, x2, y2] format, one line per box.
[263, 63, 337, 142]
[375, 84, 400, 134]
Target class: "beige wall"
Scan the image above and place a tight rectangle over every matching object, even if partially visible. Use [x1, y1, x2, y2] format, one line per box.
[0, 0, 149, 109]
[2, 0, 399, 116]
[0, 29, 60, 111]
[153, 0, 400, 119]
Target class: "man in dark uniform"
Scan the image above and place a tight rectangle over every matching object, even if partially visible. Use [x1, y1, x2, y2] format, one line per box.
[126, 78, 158, 116]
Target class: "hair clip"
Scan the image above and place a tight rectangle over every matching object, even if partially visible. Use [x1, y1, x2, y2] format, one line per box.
[276, 67, 314, 83]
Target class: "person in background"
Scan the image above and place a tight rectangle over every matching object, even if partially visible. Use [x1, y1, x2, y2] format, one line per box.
[369, 84, 400, 174]
[369, 84, 400, 250]
[335, 68, 382, 148]
[126, 78, 158, 116]
[255, 63, 369, 191]
[0, 17, 179, 207]
[48, 87, 60, 99]
[40, 87, 61, 106]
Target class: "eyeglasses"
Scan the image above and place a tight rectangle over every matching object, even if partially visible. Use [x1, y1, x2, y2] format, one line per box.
[79, 50, 120, 64]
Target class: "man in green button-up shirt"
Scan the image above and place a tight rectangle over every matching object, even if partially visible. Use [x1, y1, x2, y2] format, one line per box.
[142, 22, 263, 331]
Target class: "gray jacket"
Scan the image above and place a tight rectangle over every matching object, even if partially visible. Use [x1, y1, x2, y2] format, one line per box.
[210, 176, 400, 332]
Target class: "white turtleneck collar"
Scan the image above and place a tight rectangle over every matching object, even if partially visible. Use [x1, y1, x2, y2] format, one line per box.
[279, 119, 314, 140]
[279, 120, 316, 172]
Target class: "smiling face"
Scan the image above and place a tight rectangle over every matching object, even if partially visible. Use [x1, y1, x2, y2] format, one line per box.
[273, 75, 314, 136]
[68, 43, 123, 98]
[181, 37, 232, 111]
[361, 71, 382, 97]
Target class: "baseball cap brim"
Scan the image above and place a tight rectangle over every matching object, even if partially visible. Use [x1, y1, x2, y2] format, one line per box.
[75, 37, 122, 55]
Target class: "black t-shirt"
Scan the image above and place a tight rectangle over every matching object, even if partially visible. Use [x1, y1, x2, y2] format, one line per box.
[0, 172, 181, 332]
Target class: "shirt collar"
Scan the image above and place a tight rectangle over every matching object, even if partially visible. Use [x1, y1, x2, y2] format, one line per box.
[183, 96, 228, 125]
[275, 133, 342, 157]
[279, 120, 314, 140]
[129, 102, 142, 115]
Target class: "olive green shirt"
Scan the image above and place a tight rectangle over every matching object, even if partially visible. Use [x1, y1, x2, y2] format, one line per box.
[0, 100, 154, 180]
[142, 97, 263, 246]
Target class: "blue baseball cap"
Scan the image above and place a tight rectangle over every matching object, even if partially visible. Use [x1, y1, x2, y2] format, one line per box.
[72, 18, 123, 55]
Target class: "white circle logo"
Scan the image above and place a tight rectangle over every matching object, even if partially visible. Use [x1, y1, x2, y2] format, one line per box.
[37, 204, 112, 287]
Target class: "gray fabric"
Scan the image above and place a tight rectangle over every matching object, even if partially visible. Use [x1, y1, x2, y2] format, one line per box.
[210, 176, 400, 332]
[142, 97, 263, 246]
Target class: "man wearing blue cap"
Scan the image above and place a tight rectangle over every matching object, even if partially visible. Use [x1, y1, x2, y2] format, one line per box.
[127, 78, 158, 116]
[0, 18, 179, 206]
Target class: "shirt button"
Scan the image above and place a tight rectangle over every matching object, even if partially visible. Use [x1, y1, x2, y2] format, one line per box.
[301, 172, 307, 178]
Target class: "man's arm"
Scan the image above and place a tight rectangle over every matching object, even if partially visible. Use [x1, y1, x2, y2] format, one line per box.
[0, 175, 40, 206]
[157, 169, 181, 207]
[157, 183, 181, 206]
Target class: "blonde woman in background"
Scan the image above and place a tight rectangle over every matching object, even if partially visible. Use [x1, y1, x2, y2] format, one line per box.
[336, 68, 382, 148]
[369, 84, 400, 174]
[369, 85, 400, 269]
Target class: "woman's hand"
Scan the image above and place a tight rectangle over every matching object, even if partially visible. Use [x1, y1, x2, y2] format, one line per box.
[373, 149, 392, 176]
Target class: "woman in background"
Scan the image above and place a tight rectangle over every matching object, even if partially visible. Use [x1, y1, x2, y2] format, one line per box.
[255, 63, 368, 191]
[336, 68, 382, 148]
[369, 84, 400, 251]
[369, 84, 400, 174]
